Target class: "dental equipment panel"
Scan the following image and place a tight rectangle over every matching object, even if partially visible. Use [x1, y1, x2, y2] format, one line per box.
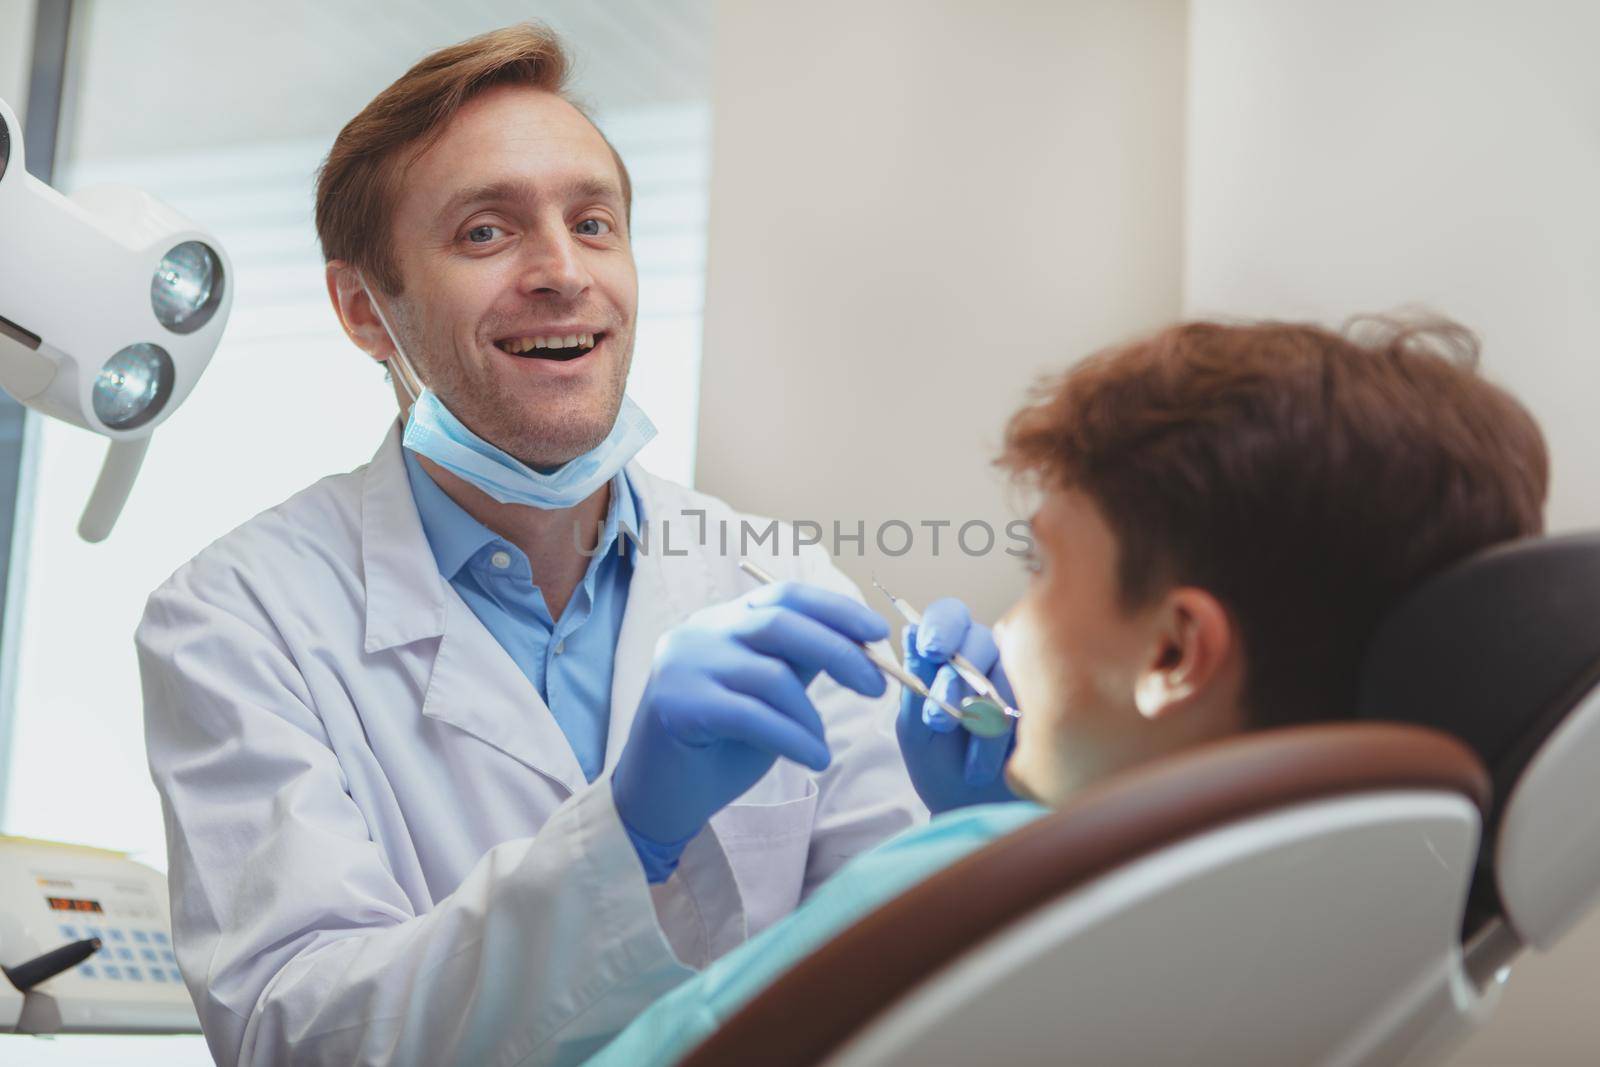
[0, 836, 198, 1034]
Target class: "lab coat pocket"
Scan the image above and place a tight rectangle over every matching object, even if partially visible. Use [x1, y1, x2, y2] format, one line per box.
[710, 778, 820, 937]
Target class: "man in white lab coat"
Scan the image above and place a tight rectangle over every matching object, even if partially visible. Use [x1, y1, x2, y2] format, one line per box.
[134, 22, 1013, 1067]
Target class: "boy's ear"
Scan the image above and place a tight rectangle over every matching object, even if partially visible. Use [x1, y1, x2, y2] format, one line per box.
[1132, 588, 1235, 720]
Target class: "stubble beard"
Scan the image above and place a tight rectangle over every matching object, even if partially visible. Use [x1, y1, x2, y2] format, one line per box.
[424, 328, 633, 471]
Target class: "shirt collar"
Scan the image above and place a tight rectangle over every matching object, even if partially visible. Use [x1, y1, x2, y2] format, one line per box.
[402, 447, 499, 580]
[613, 462, 641, 546]
[402, 446, 642, 581]
[582, 464, 639, 577]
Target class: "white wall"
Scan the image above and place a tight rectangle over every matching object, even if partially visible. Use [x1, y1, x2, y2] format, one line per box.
[1187, 0, 1600, 532]
[0, 0, 29, 111]
[698, 0, 1187, 623]
[1186, 3, 1600, 1063]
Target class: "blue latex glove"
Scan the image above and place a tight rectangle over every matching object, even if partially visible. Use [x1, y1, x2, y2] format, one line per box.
[895, 597, 1018, 815]
[612, 580, 890, 882]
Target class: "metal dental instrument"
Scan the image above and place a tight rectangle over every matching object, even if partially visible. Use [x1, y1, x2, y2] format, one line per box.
[870, 575, 1023, 726]
[738, 560, 1013, 738]
[737, 559, 970, 723]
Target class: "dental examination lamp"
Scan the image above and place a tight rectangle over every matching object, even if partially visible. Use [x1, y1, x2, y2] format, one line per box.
[0, 95, 231, 542]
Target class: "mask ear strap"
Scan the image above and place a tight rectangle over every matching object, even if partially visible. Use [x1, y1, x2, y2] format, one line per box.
[389, 346, 424, 406]
[359, 272, 424, 404]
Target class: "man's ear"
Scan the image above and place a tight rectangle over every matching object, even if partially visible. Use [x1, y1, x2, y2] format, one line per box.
[1132, 588, 1235, 721]
[325, 260, 395, 364]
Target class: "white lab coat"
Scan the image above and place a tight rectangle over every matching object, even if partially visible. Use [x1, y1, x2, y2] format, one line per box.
[136, 425, 924, 1067]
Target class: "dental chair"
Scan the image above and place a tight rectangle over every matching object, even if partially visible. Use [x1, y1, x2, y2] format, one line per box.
[1355, 530, 1600, 1056]
[680, 532, 1600, 1067]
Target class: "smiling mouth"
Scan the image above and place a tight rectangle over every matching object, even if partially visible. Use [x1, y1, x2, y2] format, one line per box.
[493, 332, 603, 362]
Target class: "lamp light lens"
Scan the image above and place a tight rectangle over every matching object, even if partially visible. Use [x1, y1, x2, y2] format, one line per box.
[151, 241, 223, 334]
[93, 343, 173, 430]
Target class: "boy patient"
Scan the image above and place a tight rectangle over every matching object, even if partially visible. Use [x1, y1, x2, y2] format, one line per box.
[581, 317, 1547, 1066]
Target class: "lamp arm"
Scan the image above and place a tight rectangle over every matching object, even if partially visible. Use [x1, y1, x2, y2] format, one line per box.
[76, 435, 151, 543]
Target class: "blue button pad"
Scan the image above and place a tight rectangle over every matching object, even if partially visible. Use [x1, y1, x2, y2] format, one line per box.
[57, 927, 180, 984]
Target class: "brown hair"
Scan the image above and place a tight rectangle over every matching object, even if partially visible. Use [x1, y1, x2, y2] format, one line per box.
[314, 21, 632, 296]
[999, 317, 1549, 727]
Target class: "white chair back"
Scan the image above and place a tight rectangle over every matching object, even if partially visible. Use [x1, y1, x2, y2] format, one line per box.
[1494, 681, 1600, 949]
[680, 724, 1490, 1067]
[828, 792, 1487, 1067]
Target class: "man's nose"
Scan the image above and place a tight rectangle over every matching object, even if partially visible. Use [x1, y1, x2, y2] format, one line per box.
[515, 219, 592, 300]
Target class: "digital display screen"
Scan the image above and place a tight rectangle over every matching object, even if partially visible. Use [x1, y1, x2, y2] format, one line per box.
[46, 896, 104, 913]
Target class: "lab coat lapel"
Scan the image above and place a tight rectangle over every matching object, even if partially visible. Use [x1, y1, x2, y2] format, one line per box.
[423, 592, 585, 795]
[603, 462, 715, 773]
[361, 422, 448, 653]
[361, 423, 585, 795]
[606, 464, 761, 960]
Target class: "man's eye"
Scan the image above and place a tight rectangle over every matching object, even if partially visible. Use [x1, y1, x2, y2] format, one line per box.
[465, 224, 504, 244]
[576, 218, 611, 237]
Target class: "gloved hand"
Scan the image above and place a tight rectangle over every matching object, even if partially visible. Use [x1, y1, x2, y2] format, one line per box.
[612, 580, 890, 882]
[896, 597, 1019, 815]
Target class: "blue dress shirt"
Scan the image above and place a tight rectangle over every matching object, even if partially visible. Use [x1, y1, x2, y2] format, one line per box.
[402, 448, 638, 783]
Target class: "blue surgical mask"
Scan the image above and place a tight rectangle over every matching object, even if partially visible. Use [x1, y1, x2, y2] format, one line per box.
[404, 389, 655, 509]
[360, 275, 655, 510]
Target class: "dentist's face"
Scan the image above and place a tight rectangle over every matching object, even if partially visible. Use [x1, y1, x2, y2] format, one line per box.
[383, 84, 637, 469]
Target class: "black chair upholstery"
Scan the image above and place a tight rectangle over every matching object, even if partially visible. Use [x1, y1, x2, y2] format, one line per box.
[1357, 531, 1600, 928]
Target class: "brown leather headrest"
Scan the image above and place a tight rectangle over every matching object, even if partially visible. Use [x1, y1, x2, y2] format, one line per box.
[679, 722, 1490, 1067]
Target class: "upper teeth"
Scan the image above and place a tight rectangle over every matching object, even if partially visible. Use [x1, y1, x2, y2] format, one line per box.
[500, 333, 596, 354]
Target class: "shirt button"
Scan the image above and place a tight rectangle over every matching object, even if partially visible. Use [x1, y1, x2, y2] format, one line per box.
[490, 550, 512, 570]
[554, 640, 566, 655]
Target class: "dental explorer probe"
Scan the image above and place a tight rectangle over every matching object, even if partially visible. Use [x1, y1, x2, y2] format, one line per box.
[737, 560, 1013, 738]
[870, 576, 1023, 722]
